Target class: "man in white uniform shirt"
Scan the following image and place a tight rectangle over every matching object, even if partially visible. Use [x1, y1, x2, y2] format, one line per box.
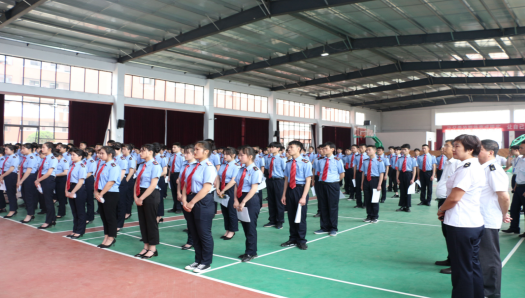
[478, 140, 511, 298]
[434, 140, 459, 274]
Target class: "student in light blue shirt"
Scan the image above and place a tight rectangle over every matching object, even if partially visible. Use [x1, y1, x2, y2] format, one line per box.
[168, 142, 185, 213]
[113, 143, 130, 229]
[0, 144, 19, 218]
[133, 143, 162, 260]
[35, 142, 58, 229]
[353, 144, 368, 208]
[264, 142, 287, 228]
[153, 143, 168, 222]
[376, 147, 390, 203]
[416, 144, 437, 206]
[84, 148, 97, 223]
[216, 147, 240, 240]
[361, 145, 386, 223]
[395, 144, 417, 212]
[65, 149, 88, 238]
[17, 143, 39, 223]
[54, 152, 70, 218]
[94, 146, 121, 249]
[122, 144, 137, 221]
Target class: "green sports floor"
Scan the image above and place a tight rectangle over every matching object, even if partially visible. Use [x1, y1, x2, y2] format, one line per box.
[4, 177, 524, 298]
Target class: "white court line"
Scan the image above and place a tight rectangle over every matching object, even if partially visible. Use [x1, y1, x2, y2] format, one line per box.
[199, 261, 242, 274]
[307, 213, 441, 227]
[502, 237, 524, 267]
[247, 262, 430, 298]
[0, 217, 53, 233]
[71, 238, 285, 298]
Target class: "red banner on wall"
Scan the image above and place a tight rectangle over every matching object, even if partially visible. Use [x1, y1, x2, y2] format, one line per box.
[443, 123, 525, 131]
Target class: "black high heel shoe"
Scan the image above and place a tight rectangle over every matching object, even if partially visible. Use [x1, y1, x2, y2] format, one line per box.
[158, 218, 164, 223]
[141, 250, 158, 259]
[20, 215, 35, 223]
[3, 211, 18, 218]
[70, 234, 83, 239]
[134, 250, 148, 257]
[0, 208, 6, 213]
[99, 239, 116, 248]
[37, 221, 56, 229]
[181, 245, 193, 250]
[223, 232, 235, 240]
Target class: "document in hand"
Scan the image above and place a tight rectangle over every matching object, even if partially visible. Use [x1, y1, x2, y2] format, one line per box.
[415, 180, 421, 187]
[237, 207, 250, 222]
[213, 192, 230, 207]
[295, 204, 302, 223]
[258, 178, 267, 190]
[37, 185, 43, 194]
[0, 181, 6, 191]
[339, 190, 346, 199]
[407, 183, 416, 195]
[352, 179, 356, 187]
[372, 189, 381, 203]
[311, 187, 316, 197]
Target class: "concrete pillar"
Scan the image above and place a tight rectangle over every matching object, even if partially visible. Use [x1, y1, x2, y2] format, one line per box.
[315, 102, 322, 146]
[203, 79, 215, 139]
[268, 91, 277, 144]
[110, 63, 125, 143]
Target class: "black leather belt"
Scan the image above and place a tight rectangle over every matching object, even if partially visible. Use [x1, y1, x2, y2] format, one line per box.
[268, 177, 284, 180]
[318, 181, 339, 184]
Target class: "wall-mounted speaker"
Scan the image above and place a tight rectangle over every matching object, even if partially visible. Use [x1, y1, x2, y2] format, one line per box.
[274, 130, 279, 137]
[117, 119, 126, 128]
[363, 120, 371, 126]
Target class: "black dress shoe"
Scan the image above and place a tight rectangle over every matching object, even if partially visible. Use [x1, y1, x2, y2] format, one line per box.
[4, 211, 18, 218]
[417, 202, 424, 206]
[392, 194, 399, 198]
[241, 254, 257, 262]
[167, 209, 176, 213]
[405, 208, 411, 212]
[20, 215, 35, 223]
[183, 229, 188, 233]
[435, 259, 450, 266]
[238, 254, 246, 259]
[99, 239, 116, 248]
[66, 234, 74, 238]
[134, 250, 148, 257]
[19, 203, 26, 207]
[223, 233, 235, 240]
[37, 221, 56, 229]
[37, 210, 46, 215]
[70, 234, 83, 239]
[440, 268, 451, 274]
[520, 233, 525, 238]
[181, 245, 192, 250]
[94, 211, 100, 215]
[297, 243, 308, 250]
[142, 250, 158, 259]
[502, 229, 520, 234]
[175, 210, 182, 214]
[158, 218, 164, 223]
[396, 207, 405, 212]
[0, 208, 6, 213]
[313, 213, 320, 217]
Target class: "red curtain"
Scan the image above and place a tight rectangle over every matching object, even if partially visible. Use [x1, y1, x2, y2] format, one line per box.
[124, 106, 165, 147]
[166, 110, 203, 146]
[436, 129, 443, 150]
[0, 94, 4, 143]
[322, 126, 351, 149]
[214, 115, 243, 148]
[68, 101, 111, 146]
[322, 126, 336, 145]
[503, 131, 509, 148]
[244, 118, 269, 148]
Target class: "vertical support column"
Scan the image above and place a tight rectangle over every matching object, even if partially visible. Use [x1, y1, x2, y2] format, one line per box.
[268, 91, 277, 144]
[315, 101, 322, 146]
[509, 106, 515, 145]
[110, 63, 125, 143]
[203, 79, 215, 140]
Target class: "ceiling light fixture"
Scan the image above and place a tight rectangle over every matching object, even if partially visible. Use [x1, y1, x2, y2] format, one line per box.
[321, 45, 329, 57]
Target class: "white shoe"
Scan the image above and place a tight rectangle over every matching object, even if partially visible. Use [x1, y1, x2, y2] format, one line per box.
[185, 262, 199, 270]
[193, 264, 211, 273]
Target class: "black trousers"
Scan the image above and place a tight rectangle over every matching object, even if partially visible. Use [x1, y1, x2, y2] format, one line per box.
[388, 169, 398, 192]
[436, 169, 443, 181]
[124, 177, 135, 214]
[182, 208, 194, 246]
[4, 172, 17, 212]
[169, 172, 182, 211]
[363, 177, 379, 220]
[137, 189, 160, 245]
[186, 193, 214, 266]
[313, 175, 320, 213]
[445, 224, 484, 298]
[267, 178, 285, 225]
[344, 168, 355, 197]
[318, 182, 339, 231]
[0, 190, 5, 210]
[419, 171, 433, 204]
[398, 171, 412, 208]
[509, 185, 525, 232]
[157, 177, 167, 217]
[117, 178, 129, 229]
[98, 191, 119, 237]
[479, 228, 501, 298]
[41, 176, 56, 224]
[437, 199, 449, 260]
[55, 176, 67, 216]
[220, 187, 238, 232]
[286, 185, 308, 244]
[379, 178, 387, 202]
[21, 174, 37, 216]
[68, 183, 87, 235]
[85, 176, 95, 221]
[355, 171, 363, 207]
[239, 192, 261, 256]
[511, 174, 516, 189]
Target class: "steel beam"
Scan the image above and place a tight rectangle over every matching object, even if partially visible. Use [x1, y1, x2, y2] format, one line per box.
[380, 95, 525, 111]
[0, 0, 48, 29]
[208, 26, 525, 80]
[117, 0, 372, 63]
[317, 76, 525, 100]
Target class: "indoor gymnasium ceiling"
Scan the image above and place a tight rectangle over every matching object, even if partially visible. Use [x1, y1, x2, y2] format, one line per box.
[1, 0, 525, 111]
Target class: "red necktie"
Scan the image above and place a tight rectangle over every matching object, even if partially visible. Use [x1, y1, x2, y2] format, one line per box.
[367, 159, 372, 181]
[322, 158, 330, 181]
[289, 160, 297, 189]
[185, 164, 200, 195]
[345, 162, 349, 169]
[351, 154, 355, 167]
[402, 156, 407, 172]
[19, 157, 26, 179]
[135, 164, 146, 196]
[180, 164, 190, 190]
[237, 168, 247, 198]
[422, 154, 427, 171]
[359, 154, 363, 171]
[395, 155, 399, 170]
[171, 155, 176, 173]
[221, 163, 229, 190]
[95, 164, 106, 190]
[37, 157, 45, 178]
[67, 163, 75, 191]
[439, 155, 444, 170]
[269, 157, 275, 178]
[96, 159, 102, 173]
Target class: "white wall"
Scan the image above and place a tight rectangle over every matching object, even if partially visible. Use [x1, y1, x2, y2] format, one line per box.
[376, 131, 434, 148]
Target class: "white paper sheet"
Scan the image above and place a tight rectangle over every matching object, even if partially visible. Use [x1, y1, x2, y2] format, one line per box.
[352, 179, 356, 187]
[257, 177, 266, 190]
[407, 183, 416, 195]
[339, 190, 346, 199]
[213, 193, 230, 207]
[168, 181, 171, 189]
[415, 180, 421, 187]
[295, 204, 302, 223]
[164, 176, 168, 183]
[37, 185, 43, 194]
[237, 207, 250, 222]
[100, 197, 105, 203]
[372, 189, 381, 203]
[17, 185, 21, 192]
[133, 172, 137, 179]
[71, 193, 76, 198]
[0, 182, 5, 191]
[310, 187, 316, 197]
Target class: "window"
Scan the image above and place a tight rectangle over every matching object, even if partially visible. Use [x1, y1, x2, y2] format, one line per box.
[3, 95, 69, 144]
[356, 112, 365, 125]
[124, 75, 204, 105]
[214, 89, 268, 113]
[278, 121, 313, 149]
[515, 109, 525, 121]
[0, 55, 111, 94]
[435, 110, 510, 126]
[276, 99, 314, 119]
[322, 107, 350, 123]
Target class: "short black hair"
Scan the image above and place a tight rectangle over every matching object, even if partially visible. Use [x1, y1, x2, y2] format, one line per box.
[401, 144, 410, 149]
[395, 147, 401, 150]
[422, 144, 429, 148]
[79, 141, 87, 145]
[288, 140, 304, 151]
[444, 139, 454, 145]
[414, 148, 420, 152]
[511, 145, 520, 150]
[351, 144, 358, 148]
[481, 139, 499, 156]
[172, 142, 181, 147]
[453, 134, 481, 156]
[376, 146, 384, 150]
[366, 145, 376, 149]
[269, 142, 282, 148]
[388, 146, 394, 149]
[359, 144, 367, 148]
[323, 142, 336, 150]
